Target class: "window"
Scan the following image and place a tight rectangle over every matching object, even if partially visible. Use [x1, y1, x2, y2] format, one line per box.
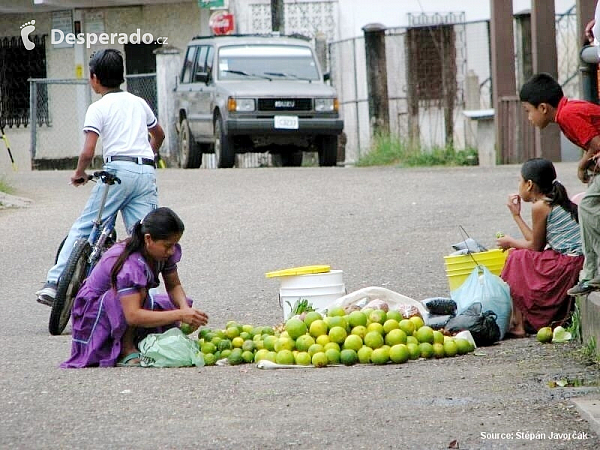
[206, 46, 214, 76]
[0, 35, 48, 128]
[181, 46, 198, 83]
[189, 46, 213, 83]
[217, 45, 319, 80]
[194, 46, 209, 81]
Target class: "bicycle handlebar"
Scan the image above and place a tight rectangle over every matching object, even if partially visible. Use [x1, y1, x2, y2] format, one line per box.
[73, 171, 121, 185]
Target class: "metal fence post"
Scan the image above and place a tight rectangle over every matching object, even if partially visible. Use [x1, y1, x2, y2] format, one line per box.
[352, 37, 361, 158]
[580, 45, 599, 103]
[29, 79, 37, 160]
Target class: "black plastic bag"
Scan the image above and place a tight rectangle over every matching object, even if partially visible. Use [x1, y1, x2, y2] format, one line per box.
[425, 314, 453, 330]
[444, 302, 501, 346]
[422, 297, 457, 316]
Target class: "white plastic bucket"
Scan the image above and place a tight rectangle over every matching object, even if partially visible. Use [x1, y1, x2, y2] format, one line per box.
[278, 270, 345, 320]
[279, 283, 346, 297]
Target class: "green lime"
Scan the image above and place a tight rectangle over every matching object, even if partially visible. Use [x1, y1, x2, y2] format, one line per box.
[285, 318, 308, 339]
[340, 349, 358, 366]
[389, 344, 409, 363]
[325, 348, 341, 364]
[364, 331, 384, 349]
[241, 350, 254, 363]
[357, 346, 373, 364]
[419, 342, 434, 358]
[275, 350, 295, 365]
[311, 352, 328, 367]
[371, 347, 389, 365]
[343, 334, 363, 352]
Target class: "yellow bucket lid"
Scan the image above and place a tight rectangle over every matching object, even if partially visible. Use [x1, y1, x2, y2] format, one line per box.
[265, 264, 331, 278]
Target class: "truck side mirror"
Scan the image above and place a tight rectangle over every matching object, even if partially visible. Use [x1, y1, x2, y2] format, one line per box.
[323, 71, 331, 82]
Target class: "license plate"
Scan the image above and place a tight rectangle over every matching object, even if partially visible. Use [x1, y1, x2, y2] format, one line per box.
[274, 115, 299, 130]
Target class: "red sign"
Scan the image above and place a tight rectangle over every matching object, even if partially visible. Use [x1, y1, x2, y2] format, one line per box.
[209, 12, 235, 35]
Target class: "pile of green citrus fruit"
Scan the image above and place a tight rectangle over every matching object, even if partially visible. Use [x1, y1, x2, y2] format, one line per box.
[197, 306, 475, 367]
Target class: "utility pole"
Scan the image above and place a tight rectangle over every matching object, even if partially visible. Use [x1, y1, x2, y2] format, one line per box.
[271, 0, 284, 34]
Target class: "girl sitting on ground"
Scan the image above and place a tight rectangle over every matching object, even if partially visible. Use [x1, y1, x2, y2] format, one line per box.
[497, 158, 583, 337]
[61, 207, 208, 368]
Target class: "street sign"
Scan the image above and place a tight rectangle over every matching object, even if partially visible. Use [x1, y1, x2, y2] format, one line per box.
[209, 11, 235, 35]
[198, 0, 225, 8]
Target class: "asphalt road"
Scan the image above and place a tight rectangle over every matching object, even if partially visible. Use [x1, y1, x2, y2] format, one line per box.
[1, 163, 599, 449]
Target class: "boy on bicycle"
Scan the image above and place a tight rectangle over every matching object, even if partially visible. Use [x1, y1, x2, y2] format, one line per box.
[36, 48, 164, 306]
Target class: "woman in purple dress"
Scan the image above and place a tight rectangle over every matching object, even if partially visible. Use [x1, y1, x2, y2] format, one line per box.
[61, 207, 209, 368]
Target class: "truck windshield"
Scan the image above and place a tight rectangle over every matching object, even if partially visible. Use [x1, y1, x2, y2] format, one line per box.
[217, 45, 320, 81]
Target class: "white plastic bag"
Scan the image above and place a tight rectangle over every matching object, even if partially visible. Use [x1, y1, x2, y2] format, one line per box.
[322, 286, 429, 320]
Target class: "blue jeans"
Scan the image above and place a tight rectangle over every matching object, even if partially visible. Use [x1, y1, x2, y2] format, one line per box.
[46, 161, 158, 283]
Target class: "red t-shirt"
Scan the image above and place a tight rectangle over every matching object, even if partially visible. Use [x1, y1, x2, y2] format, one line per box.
[555, 96, 600, 149]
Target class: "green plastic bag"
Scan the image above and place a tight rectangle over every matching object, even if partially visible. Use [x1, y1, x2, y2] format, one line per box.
[139, 328, 204, 368]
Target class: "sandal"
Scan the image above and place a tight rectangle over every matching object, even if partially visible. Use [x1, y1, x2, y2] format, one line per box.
[117, 352, 141, 367]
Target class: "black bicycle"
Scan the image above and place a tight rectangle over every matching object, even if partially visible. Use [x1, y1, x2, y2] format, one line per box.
[49, 171, 121, 335]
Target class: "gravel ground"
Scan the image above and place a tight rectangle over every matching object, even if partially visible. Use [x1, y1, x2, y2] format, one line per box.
[1, 163, 599, 449]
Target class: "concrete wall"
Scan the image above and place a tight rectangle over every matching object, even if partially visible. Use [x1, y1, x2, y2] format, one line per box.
[580, 292, 600, 358]
[0, 1, 208, 174]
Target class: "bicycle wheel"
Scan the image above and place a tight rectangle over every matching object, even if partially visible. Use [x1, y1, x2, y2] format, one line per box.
[49, 239, 91, 335]
[54, 236, 67, 264]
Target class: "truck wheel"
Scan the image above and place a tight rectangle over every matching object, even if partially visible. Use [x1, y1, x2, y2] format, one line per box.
[179, 118, 202, 169]
[214, 116, 235, 168]
[281, 151, 303, 167]
[317, 135, 338, 167]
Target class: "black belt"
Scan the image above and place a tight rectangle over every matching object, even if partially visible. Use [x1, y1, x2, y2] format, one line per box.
[105, 155, 155, 167]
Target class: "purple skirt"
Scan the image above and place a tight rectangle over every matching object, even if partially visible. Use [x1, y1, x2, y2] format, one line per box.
[60, 291, 191, 368]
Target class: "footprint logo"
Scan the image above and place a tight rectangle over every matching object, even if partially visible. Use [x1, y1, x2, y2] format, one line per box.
[20, 20, 36, 51]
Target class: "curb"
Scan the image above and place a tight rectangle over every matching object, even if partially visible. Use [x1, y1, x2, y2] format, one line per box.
[0, 192, 32, 209]
[572, 395, 600, 437]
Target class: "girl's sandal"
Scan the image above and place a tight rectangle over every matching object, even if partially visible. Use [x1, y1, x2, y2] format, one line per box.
[117, 352, 141, 367]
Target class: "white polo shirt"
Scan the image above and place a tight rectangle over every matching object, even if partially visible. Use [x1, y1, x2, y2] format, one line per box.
[83, 91, 157, 160]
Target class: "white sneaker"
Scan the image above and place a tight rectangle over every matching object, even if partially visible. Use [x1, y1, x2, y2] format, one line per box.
[36, 282, 57, 306]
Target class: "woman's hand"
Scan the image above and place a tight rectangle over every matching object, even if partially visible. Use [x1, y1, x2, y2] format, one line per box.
[507, 194, 521, 216]
[180, 307, 209, 327]
[496, 235, 513, 251]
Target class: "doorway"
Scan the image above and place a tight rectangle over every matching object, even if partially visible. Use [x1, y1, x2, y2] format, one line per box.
[124, 42, 161, 117]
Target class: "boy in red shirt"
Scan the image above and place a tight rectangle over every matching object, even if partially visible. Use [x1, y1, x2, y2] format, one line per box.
[519, 72, 600, 295]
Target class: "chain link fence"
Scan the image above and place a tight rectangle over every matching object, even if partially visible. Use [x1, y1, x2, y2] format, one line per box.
[29, 74, 161, 167]
[29, 79, 93, 167]
[125, 73, 158, 118]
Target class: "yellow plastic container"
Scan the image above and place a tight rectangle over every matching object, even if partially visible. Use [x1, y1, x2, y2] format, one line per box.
[443, 249, 509, 291]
